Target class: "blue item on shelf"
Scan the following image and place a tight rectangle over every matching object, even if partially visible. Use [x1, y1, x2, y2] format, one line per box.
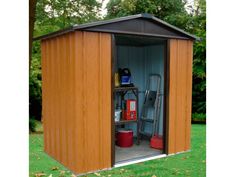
[119, 68, 132, 86]
[121, 75, 131, 85]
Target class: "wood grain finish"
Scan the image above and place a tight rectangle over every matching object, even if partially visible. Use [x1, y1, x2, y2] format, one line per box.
[41, 32, 193, 173]
[167, 39, 193, 154]
[41, 31, 112, 174]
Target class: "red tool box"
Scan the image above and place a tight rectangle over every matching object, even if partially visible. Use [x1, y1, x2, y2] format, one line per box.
[123, 99, 137, 120]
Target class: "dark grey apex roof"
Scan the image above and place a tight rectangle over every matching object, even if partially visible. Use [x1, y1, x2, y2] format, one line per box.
[34, 13, 199, 41]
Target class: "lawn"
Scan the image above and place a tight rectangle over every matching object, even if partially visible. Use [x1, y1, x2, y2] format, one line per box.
[29, 124, 206, 177]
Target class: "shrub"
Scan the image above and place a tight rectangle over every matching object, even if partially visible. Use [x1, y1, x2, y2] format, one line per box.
[29, 117, 37, 132]
[29, 41, 42, 121]
[192, 113, 206, 122]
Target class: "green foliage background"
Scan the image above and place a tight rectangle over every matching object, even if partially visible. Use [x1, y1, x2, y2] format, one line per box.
[30, 0, 206, 122]
[30, 0, 102, 121]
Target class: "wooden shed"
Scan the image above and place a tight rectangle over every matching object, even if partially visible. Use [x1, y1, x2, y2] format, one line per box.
[36, 13, 197, 175]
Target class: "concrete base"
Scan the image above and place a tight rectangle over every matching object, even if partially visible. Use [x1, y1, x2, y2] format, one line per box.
[115, 140, 163, 163]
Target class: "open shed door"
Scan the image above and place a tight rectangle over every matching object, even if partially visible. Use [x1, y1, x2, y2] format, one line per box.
[42, 31, 112, 174]
[167, 39, 193, 154]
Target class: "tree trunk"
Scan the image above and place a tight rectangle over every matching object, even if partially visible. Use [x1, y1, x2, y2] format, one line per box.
[29, 0, 37, 70]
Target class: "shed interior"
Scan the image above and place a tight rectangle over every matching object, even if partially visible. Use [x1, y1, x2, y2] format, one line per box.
[113, 34, 166, 164]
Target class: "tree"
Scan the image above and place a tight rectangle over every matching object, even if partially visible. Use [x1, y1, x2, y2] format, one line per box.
[189, 0, 206, 114]
[106, 0, 188, 25]
[34, 0, 102, 37]
[29, 41, 42, 121]
[30, 0, 102, 121]
[29, 0, 37, 69]
[106, 0, 206, 116]
[30, 0, 206, 122]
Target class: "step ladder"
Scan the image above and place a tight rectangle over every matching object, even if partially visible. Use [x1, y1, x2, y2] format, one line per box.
[139, 74, 162, 140]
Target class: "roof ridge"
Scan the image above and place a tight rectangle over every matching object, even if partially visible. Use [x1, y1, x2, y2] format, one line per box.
[34, 14, 199, 41]
[140, 13, 154, 18]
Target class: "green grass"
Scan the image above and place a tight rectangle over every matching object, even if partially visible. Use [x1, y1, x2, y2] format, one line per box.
[29, 124, 206, 177]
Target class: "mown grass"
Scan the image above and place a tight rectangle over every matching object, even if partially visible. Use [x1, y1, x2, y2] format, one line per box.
[29, 124, 206, 177]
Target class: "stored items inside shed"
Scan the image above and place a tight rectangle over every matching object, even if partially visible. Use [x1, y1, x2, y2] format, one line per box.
[113, 34, 166, 164]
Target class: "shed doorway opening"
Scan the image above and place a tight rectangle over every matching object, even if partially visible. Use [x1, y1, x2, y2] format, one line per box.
[113, 34, 167, 165]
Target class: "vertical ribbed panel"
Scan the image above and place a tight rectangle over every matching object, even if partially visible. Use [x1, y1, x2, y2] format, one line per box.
[167, 39, 193, 154]
[41, 31, 193, 173]
[185, 40, 193, 151]
[41, 31, 111, 174]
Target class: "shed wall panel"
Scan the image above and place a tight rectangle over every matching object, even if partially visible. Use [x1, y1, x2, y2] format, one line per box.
[74, 31, 85, 172]
[41, 31, 111, 174]
[167, 39, 193, 154]
[185, 40, 193, 151]
[84, 32, 100, 170]
[100, 33, 112, 168]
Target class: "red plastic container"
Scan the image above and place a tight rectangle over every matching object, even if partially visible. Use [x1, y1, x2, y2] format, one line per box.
[150, 134, 163, 150]
[116, 129, 133, 147]
[124, 99, 137, 120]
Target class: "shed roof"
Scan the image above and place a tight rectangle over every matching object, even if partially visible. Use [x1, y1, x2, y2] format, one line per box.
[34, 13, 198, 41]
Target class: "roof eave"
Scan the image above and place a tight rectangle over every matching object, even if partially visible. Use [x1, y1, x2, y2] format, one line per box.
[150, 16, 199, 41]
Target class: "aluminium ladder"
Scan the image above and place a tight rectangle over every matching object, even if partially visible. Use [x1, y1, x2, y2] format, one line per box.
[139, 74, 162, 141]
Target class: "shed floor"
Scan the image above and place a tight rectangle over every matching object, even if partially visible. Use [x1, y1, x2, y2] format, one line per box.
[115, 140, 163, 163]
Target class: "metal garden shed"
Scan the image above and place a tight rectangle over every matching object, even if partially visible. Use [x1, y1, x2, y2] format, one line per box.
[36, 13, 198, 175]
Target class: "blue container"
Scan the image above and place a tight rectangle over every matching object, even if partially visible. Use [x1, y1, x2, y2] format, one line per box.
[121, 75, 131, 85]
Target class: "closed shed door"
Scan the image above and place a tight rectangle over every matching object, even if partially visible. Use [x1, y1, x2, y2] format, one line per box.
[41, 31, 112, 174]
[167, 39, 193, 154]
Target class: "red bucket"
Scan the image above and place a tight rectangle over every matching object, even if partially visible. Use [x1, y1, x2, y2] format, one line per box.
[116, 129, 133, 147]
[150, 134, 163, 150]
